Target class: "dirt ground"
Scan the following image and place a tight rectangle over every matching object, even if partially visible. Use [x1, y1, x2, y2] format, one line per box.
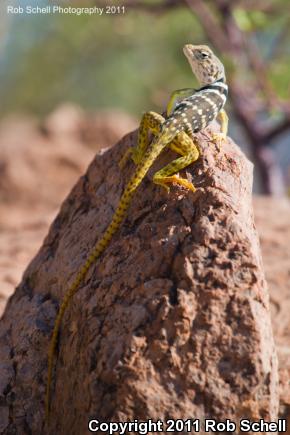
[0, 109, 289, 421]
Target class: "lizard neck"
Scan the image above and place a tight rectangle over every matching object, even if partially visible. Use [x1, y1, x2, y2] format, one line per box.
[198, 78, 228, 99]
[199, 77, 226, 90]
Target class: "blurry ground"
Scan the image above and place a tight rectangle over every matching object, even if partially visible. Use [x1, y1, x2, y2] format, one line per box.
[253, 196, 290, 422]
[0, 105, 137, 314]
[0, 107, 289, 420]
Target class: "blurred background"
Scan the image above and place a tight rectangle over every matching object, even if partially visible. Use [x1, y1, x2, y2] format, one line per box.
[0, 0, 289, 422]
[0, 0, 290, 194]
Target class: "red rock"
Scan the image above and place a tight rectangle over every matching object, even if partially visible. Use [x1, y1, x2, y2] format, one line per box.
[0, 125, 279, 434]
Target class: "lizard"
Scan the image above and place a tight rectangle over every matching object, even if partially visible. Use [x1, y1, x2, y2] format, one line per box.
[45, 43, 228, 420]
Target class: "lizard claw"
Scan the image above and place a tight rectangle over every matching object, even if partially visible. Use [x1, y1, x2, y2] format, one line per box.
[155, 181, 171, 193]
[211, 132, 227, 152]
[175, 177, 196, 192]
[154, 175, 195, 193]
[169, 174, 196, 192]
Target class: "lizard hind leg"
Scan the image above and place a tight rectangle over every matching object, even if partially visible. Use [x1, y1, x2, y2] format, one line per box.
[119, 111, 164, 168]
[153, 133, 199, 192]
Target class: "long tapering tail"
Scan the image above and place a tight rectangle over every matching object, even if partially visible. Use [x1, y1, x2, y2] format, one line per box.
[45, 131, 172, 421]
[45, 186, 134, 420]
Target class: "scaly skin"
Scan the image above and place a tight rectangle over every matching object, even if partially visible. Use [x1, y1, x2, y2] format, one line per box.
[45, 125, 198, 420]
[45, 43, 228, 421]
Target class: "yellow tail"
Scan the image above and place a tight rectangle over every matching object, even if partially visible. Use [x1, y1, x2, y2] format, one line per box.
[45, 133, 171, 421]
[45, 187, 134, 420]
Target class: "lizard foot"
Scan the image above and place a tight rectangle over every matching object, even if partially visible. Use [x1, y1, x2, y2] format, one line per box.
[118, 148, 142, 169]
[153, 180, 171, 193]
[155, 175, 196, 193]
[118, 148, 132, 169]
[131, 149, 143, 165]
[171, 175, 196, 192]
[211, 132, 227, 152]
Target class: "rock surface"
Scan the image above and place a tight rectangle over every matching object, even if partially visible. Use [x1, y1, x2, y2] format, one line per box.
[254, 197, 290, 432]
[0, 124, 279, 434]
[0, 108, 137, 315]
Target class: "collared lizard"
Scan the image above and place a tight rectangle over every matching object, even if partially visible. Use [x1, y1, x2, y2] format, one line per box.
[45, 43, 228, 420]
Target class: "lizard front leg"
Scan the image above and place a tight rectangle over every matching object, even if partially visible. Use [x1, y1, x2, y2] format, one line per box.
[166, 88, 195, 116]
[120, 87, 196, 168]
[153, 132, 199, 192]
[119, 111, 164, 168]
[211, 109, 229, 151]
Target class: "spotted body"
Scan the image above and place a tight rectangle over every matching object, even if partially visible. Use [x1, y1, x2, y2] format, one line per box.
[45, 44, 228, 421]
[165, 78, 228, 135]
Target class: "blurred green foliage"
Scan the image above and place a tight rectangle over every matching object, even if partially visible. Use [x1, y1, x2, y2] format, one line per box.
[233, 7, 290, 100]
[0, 1, 289, 118]
[0, 4, 203, 117]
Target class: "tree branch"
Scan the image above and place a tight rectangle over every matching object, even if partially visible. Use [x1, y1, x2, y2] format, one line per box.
[264, 118, 290, 143]
[184, 0, 231, 52]
[185, 0, 287, 194]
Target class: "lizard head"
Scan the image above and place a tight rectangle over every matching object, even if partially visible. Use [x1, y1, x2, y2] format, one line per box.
[183, 44, 225, 85]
